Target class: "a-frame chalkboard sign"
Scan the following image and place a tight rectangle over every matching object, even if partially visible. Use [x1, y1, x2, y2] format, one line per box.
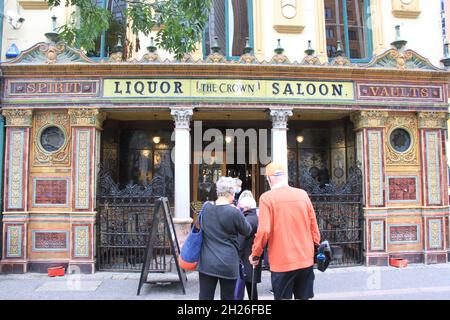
[137, 197, 187, 295]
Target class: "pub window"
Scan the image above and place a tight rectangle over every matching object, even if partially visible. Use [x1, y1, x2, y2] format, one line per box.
[325, 7, 333, 19]
[86, 0, 127, 60]
[326, 28, 334, 39]
[324, 0, 373, 62]
[204, 0, 253, 59]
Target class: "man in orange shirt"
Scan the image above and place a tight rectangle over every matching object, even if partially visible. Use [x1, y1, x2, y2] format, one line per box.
[250, 162, 321, 300]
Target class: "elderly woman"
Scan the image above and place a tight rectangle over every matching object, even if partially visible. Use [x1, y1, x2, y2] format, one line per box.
[197, 177, 252, 300]
[237, 192, 262, 300]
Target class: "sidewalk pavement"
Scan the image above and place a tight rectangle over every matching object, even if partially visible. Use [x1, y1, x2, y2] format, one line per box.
[1, 263, 450, 300]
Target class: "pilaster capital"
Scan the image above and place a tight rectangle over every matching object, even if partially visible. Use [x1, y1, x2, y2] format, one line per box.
[68, 108, 106, 129]
[170, 108, 194, 129]
[350, 111, 389, 130]
[2, 109, 33, 127]
[417, 112, 448, 129]
[270, 109, 293, 129]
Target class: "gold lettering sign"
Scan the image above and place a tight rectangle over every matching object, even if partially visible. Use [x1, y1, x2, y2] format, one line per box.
[8, 80, 99, 96]
[103, 79, 355, 102]
[358, 84, 444, 102]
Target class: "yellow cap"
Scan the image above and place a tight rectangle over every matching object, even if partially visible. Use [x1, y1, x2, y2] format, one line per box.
[265, 162, 286, 176]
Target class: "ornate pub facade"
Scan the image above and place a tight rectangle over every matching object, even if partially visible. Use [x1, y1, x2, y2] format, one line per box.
[0, 0, 449, 273]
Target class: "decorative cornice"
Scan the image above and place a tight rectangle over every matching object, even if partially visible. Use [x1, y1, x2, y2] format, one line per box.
[270, 53, 290, 65]
[140, 52, 162, 63]
[417, 112, 448, 129]
[2, 109, 33, 127]
[239, 52, 258, 64]
[330, 55, 351, 67]
[68, 108, 106, 128]
[107, 52, 123, 63]
[4, 42, 94, 65]
[205, 52, 226, 63]
[270, 109, 293, 129]
[364, 48, 440, 71]
[170, 108, 193, 129]
[300, 55, 322, 66]
[350, 111, 389, 129]
[2, 41, 445, 74]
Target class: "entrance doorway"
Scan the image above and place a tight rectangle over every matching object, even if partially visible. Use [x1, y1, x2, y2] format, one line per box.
[192, 121, 271, 204]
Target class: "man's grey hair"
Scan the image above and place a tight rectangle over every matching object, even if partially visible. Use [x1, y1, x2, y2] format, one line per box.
[216, 177, 237, 198]
[234, 177, 243, 186]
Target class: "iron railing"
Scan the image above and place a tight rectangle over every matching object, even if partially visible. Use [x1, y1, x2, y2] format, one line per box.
[301, 166, 364, 267]
[96, 166, 172, 272]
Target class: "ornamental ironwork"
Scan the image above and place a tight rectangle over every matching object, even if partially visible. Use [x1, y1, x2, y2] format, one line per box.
[300, 165, 364, 267]
[96, 165, 171, 272]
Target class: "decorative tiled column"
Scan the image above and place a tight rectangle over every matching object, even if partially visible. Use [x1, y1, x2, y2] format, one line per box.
[0, 109, 33, 273]
[270, 109, 293, 176]
[68, 108, 105, 273]
[170, 108, 194, 246]
[418, 112, 448, 264]
[351, 111, 388, 266]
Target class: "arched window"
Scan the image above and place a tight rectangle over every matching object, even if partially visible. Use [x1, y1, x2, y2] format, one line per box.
[204, 0, 254, 59]
[324, 0, 373, 62]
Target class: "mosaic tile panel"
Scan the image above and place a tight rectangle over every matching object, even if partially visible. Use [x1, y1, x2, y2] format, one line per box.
[32, 231, 69, 252]
[74, 226, 89, 258]
[428, 219, 443, 249]
[74, 129, 91, 209]
[387, 177, 418, 202]
[370, 221, 384, 251]
[368, 130, 384, 206]
[6, 225, 22, 258]
[425, 131, 441, 205]
[388, 224, 420, 244]
[7, 129, 25, 209]
[33, 178, 69, 206]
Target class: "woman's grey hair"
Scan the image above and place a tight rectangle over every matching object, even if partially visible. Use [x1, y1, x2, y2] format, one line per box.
[238, 190, 254, 203]
[216, 177, 237, 198]
[238, 195, 257, 210]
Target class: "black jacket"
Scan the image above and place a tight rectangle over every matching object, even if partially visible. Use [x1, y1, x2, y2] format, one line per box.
[237, 208, 262, 283]
[197, 203, 252, 279]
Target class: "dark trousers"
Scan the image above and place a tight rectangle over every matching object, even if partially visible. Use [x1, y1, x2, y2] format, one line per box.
[271, 266, 315, 300]
[199, 272, 237, 300]
[245, 281, 258, 300]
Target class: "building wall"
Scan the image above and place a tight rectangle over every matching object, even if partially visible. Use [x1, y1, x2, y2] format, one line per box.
[2, 2, 69, 60]
[2, 0, 446, 66]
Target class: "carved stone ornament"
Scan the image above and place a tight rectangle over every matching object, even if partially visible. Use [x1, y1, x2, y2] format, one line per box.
[330, 55, 351, 67]
[107, 52, 123, 63]
[33, 111, 71, 166]
[270, 109, 293, 129]
[170, 108, 194, 129]
[181, 53, 195, 63]
[68, 108, 106, 128]
[417, 112, 448, 129]
[239, 52, 258, 64]
[2, 109, 33, 127]
[364, 48, 441, 71]
[300, 55, 322, 66]
[270, 53, 290, 64]
[385, 113, 418, 165]
[205, 52, 226, 63]
[140, 52, 162, 63]
[4, 42, 94, 65]
[392, 0, 421, 19]
[350, 111, 389, 130]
